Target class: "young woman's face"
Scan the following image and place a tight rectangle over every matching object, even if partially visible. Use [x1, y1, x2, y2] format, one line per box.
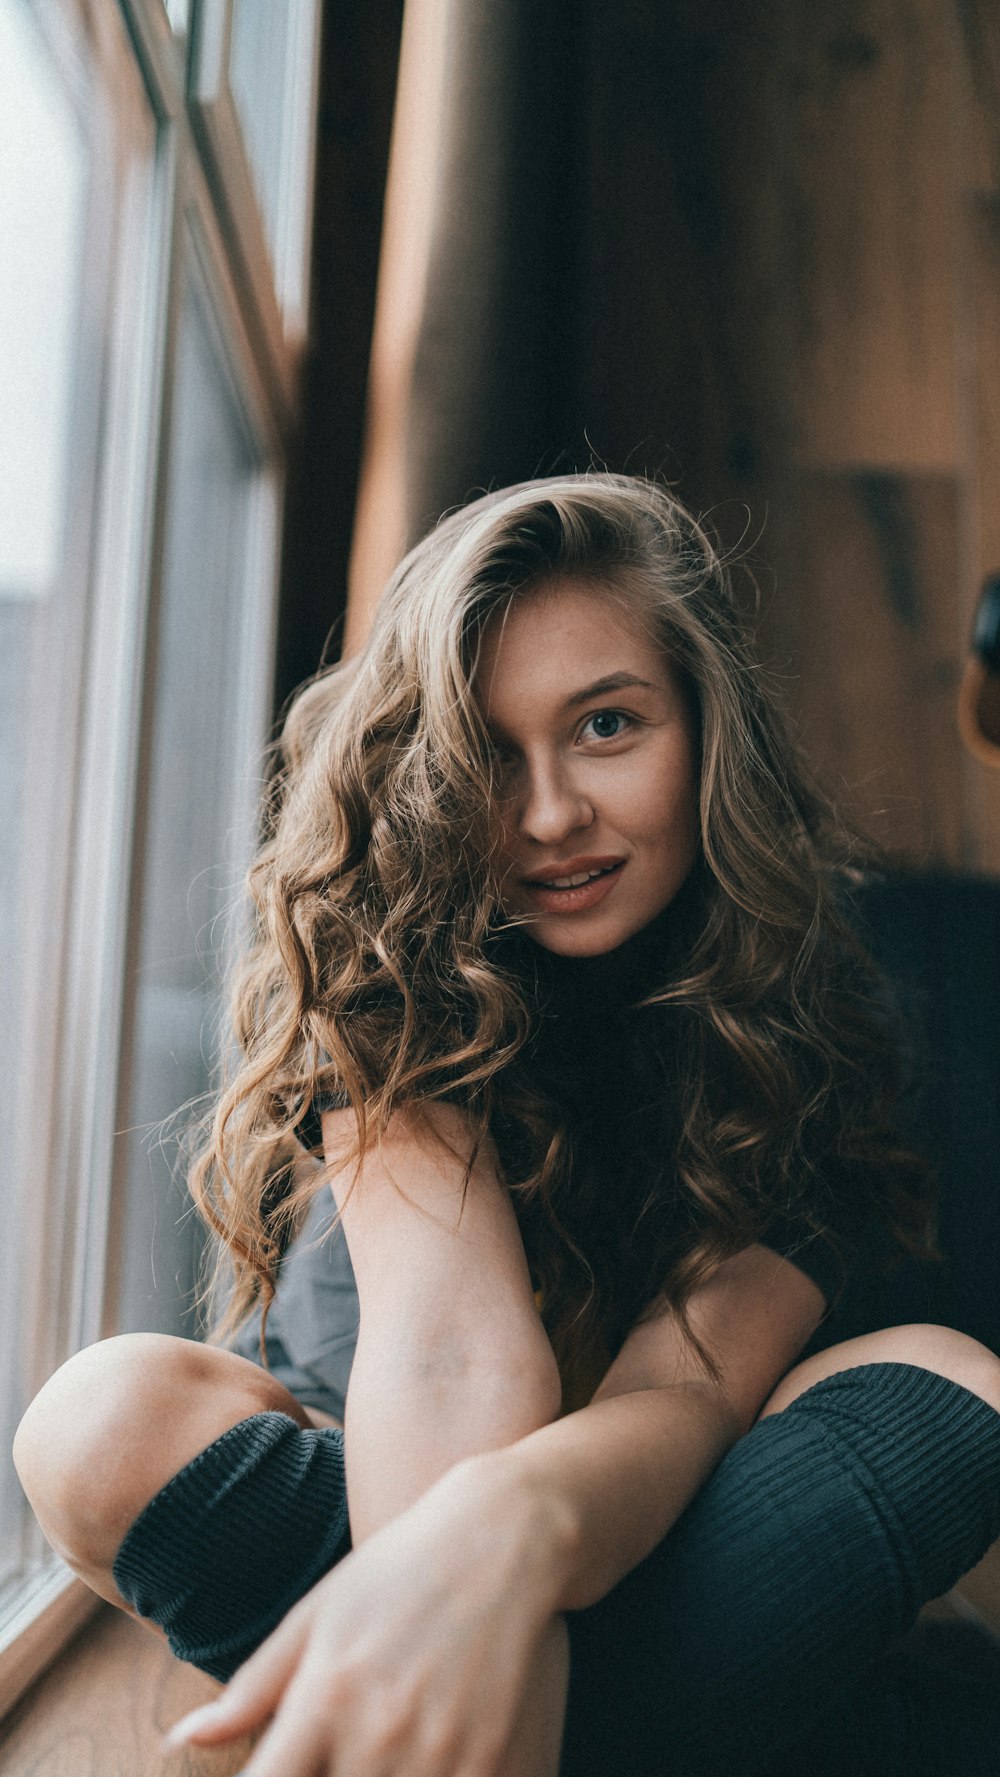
[475, 577, 700, 956]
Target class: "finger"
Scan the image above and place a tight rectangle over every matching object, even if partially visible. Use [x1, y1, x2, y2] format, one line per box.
[165, 1605, 312, 1747]
[232, 1683, 332, 1777]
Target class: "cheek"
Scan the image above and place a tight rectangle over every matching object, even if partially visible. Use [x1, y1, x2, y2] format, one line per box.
[638, 756, 699, 865]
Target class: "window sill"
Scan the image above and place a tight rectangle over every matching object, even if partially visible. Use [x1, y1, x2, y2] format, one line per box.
[0, 1603, 254, 1772]
[0, 1562, 101, 1720]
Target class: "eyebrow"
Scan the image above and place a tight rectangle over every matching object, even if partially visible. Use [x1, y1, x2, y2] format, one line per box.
[564, 672, 661, 708]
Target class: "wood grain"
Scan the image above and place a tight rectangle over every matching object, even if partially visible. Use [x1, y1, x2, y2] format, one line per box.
[789, 471, 964, 864]
[959, 0, 1000, 198]
[0, 1609, 256, 1777]
[783, 0, 963, 473]
[962, 201, 1000, 873]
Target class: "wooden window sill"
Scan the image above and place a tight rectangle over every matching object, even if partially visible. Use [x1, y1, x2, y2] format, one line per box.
[0, 1606, 255, 1774]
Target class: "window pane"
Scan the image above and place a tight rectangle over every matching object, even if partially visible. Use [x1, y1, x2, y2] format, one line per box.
[227, 0, 291, 273]
[116, 266, 275, 1338]
[0, 2, 86, 599]
[0, 0, 89, 1594]
[226, 0, 318, 328]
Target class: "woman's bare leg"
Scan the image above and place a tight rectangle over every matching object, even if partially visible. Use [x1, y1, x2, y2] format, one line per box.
[16, 1106, 569, 1772]
[15, 1316, 567, 1776]
[759, 1322, 1000, 1420]
[13, 1332, 318, 1613]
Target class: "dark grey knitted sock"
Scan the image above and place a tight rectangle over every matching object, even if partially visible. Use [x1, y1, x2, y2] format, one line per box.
[563, 1363, 1000, 1777]
[112, 1411, 351, 1682]
[762, 1653, 1000, 1777]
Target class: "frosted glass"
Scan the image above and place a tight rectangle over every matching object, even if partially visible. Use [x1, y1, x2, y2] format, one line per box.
[0, 1, 89, 1595]
[0, 2, 85, 600]
[227, 0, 292, 274]
[117, 272, 264, 1338]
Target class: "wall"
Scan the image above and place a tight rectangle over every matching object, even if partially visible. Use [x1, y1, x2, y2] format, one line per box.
[576, 0, 1000, 870]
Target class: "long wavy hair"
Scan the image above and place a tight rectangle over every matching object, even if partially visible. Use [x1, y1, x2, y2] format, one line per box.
[191, 474, 932, 1371]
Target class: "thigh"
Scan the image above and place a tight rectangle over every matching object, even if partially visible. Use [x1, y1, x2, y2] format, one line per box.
[561, 1360, 1000, 1777]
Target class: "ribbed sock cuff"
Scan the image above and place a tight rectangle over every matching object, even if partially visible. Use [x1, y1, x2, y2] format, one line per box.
[563, 1360, 1000, 1777]
[782, 1362, 1000, 1610]
[112, 1411, 350, 1682]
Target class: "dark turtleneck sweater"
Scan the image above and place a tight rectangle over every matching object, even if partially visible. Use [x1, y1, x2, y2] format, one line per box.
[314, 868, 889, 1357]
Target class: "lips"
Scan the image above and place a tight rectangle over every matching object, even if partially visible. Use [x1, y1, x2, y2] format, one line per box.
[521, 855, 625, 888]
[518, 857, 626, 914]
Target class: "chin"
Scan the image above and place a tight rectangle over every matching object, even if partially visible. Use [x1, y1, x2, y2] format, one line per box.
[527, 916, 639, 957]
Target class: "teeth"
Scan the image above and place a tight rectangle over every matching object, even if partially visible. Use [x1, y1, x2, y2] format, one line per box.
[544, 868, 606, 888]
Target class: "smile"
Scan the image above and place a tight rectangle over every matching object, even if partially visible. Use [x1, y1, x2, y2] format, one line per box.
[533, 864, 618, 889]
[520, 859, 626, 913]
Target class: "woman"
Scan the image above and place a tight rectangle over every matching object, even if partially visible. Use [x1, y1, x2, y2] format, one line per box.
[15, 475, 1000, 1776]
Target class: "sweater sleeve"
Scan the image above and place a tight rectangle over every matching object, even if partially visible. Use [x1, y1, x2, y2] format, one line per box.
[755, 1216, 853, 1310]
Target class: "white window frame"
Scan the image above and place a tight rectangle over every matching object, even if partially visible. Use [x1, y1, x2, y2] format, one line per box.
[0, 0, 173, 1709]
[188, 0, 322, 412]
[0, 0, 317, 1715]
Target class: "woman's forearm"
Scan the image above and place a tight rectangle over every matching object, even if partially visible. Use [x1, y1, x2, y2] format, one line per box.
[472, 1380, 741, 1614]
[324, 1104, 564, 1543]
[344, 1325, 739, 1610]
[344, 1321, 563, 1542]
[484, 1246, 825, 1615]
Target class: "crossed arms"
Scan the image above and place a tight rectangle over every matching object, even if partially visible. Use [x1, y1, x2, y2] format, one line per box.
[172, 1103, 826, 1775]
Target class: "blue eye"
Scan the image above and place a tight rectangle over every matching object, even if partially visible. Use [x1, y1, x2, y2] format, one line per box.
[586, 710, 629, 740]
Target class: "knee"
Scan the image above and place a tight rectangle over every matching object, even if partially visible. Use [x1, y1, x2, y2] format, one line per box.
[762, 1323, 1000, 1420]
[13, 1333, 288, 1569]
[889, 1324, 1000, 1415]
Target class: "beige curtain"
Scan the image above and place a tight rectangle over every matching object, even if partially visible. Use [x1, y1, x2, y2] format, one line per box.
[346, 0, 752, 655]
[346, 0, 583, 650]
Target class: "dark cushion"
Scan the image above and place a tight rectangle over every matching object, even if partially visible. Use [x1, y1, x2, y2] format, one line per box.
[820, 873, 1000, 1354]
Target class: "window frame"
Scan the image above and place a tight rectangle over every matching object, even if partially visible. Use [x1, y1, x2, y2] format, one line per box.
[188, 0, 322, 414]
[0, 0, 316, 1715]
[0, 0, 173, 1704]
[105, 163, 285, 1347]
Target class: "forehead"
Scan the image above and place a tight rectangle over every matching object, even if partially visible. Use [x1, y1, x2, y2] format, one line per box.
[474, 576, 672, 713]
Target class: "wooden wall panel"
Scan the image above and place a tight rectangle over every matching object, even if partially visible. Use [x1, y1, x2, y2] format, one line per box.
[959, 0, 1000, 197]
[962, 203, 1000, 872]
[707, 0, 1000, 872]
[791, 472, 964, 862]
[781, 0, 963, 473]
[576, 0, 1000, 872]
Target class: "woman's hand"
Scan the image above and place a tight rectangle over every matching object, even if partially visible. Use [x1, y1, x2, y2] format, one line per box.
[165, 1453, 572, 1777]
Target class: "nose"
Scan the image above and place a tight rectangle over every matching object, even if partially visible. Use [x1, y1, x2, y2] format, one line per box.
[516, 754, 595, 846]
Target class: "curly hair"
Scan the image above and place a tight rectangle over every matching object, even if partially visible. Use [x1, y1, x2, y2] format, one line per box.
[190, 474, 932, 1372]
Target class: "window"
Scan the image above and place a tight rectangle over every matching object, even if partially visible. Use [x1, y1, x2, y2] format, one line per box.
[0, 0, 320, 1713]
[190, 0, 322, 376]
[116, 223, 281, 1341]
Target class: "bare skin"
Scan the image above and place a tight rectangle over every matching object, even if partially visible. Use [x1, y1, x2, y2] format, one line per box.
[16, 585, 1000, 1772]
[14, 1116, 1000, 1777]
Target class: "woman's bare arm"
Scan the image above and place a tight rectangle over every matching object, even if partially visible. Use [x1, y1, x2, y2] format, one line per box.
[479, 1241, 827, 1611]
[327, 1096, 825, 1587]
[321, 1102, 562, 1539]
[168, 1121, 826, 1775]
